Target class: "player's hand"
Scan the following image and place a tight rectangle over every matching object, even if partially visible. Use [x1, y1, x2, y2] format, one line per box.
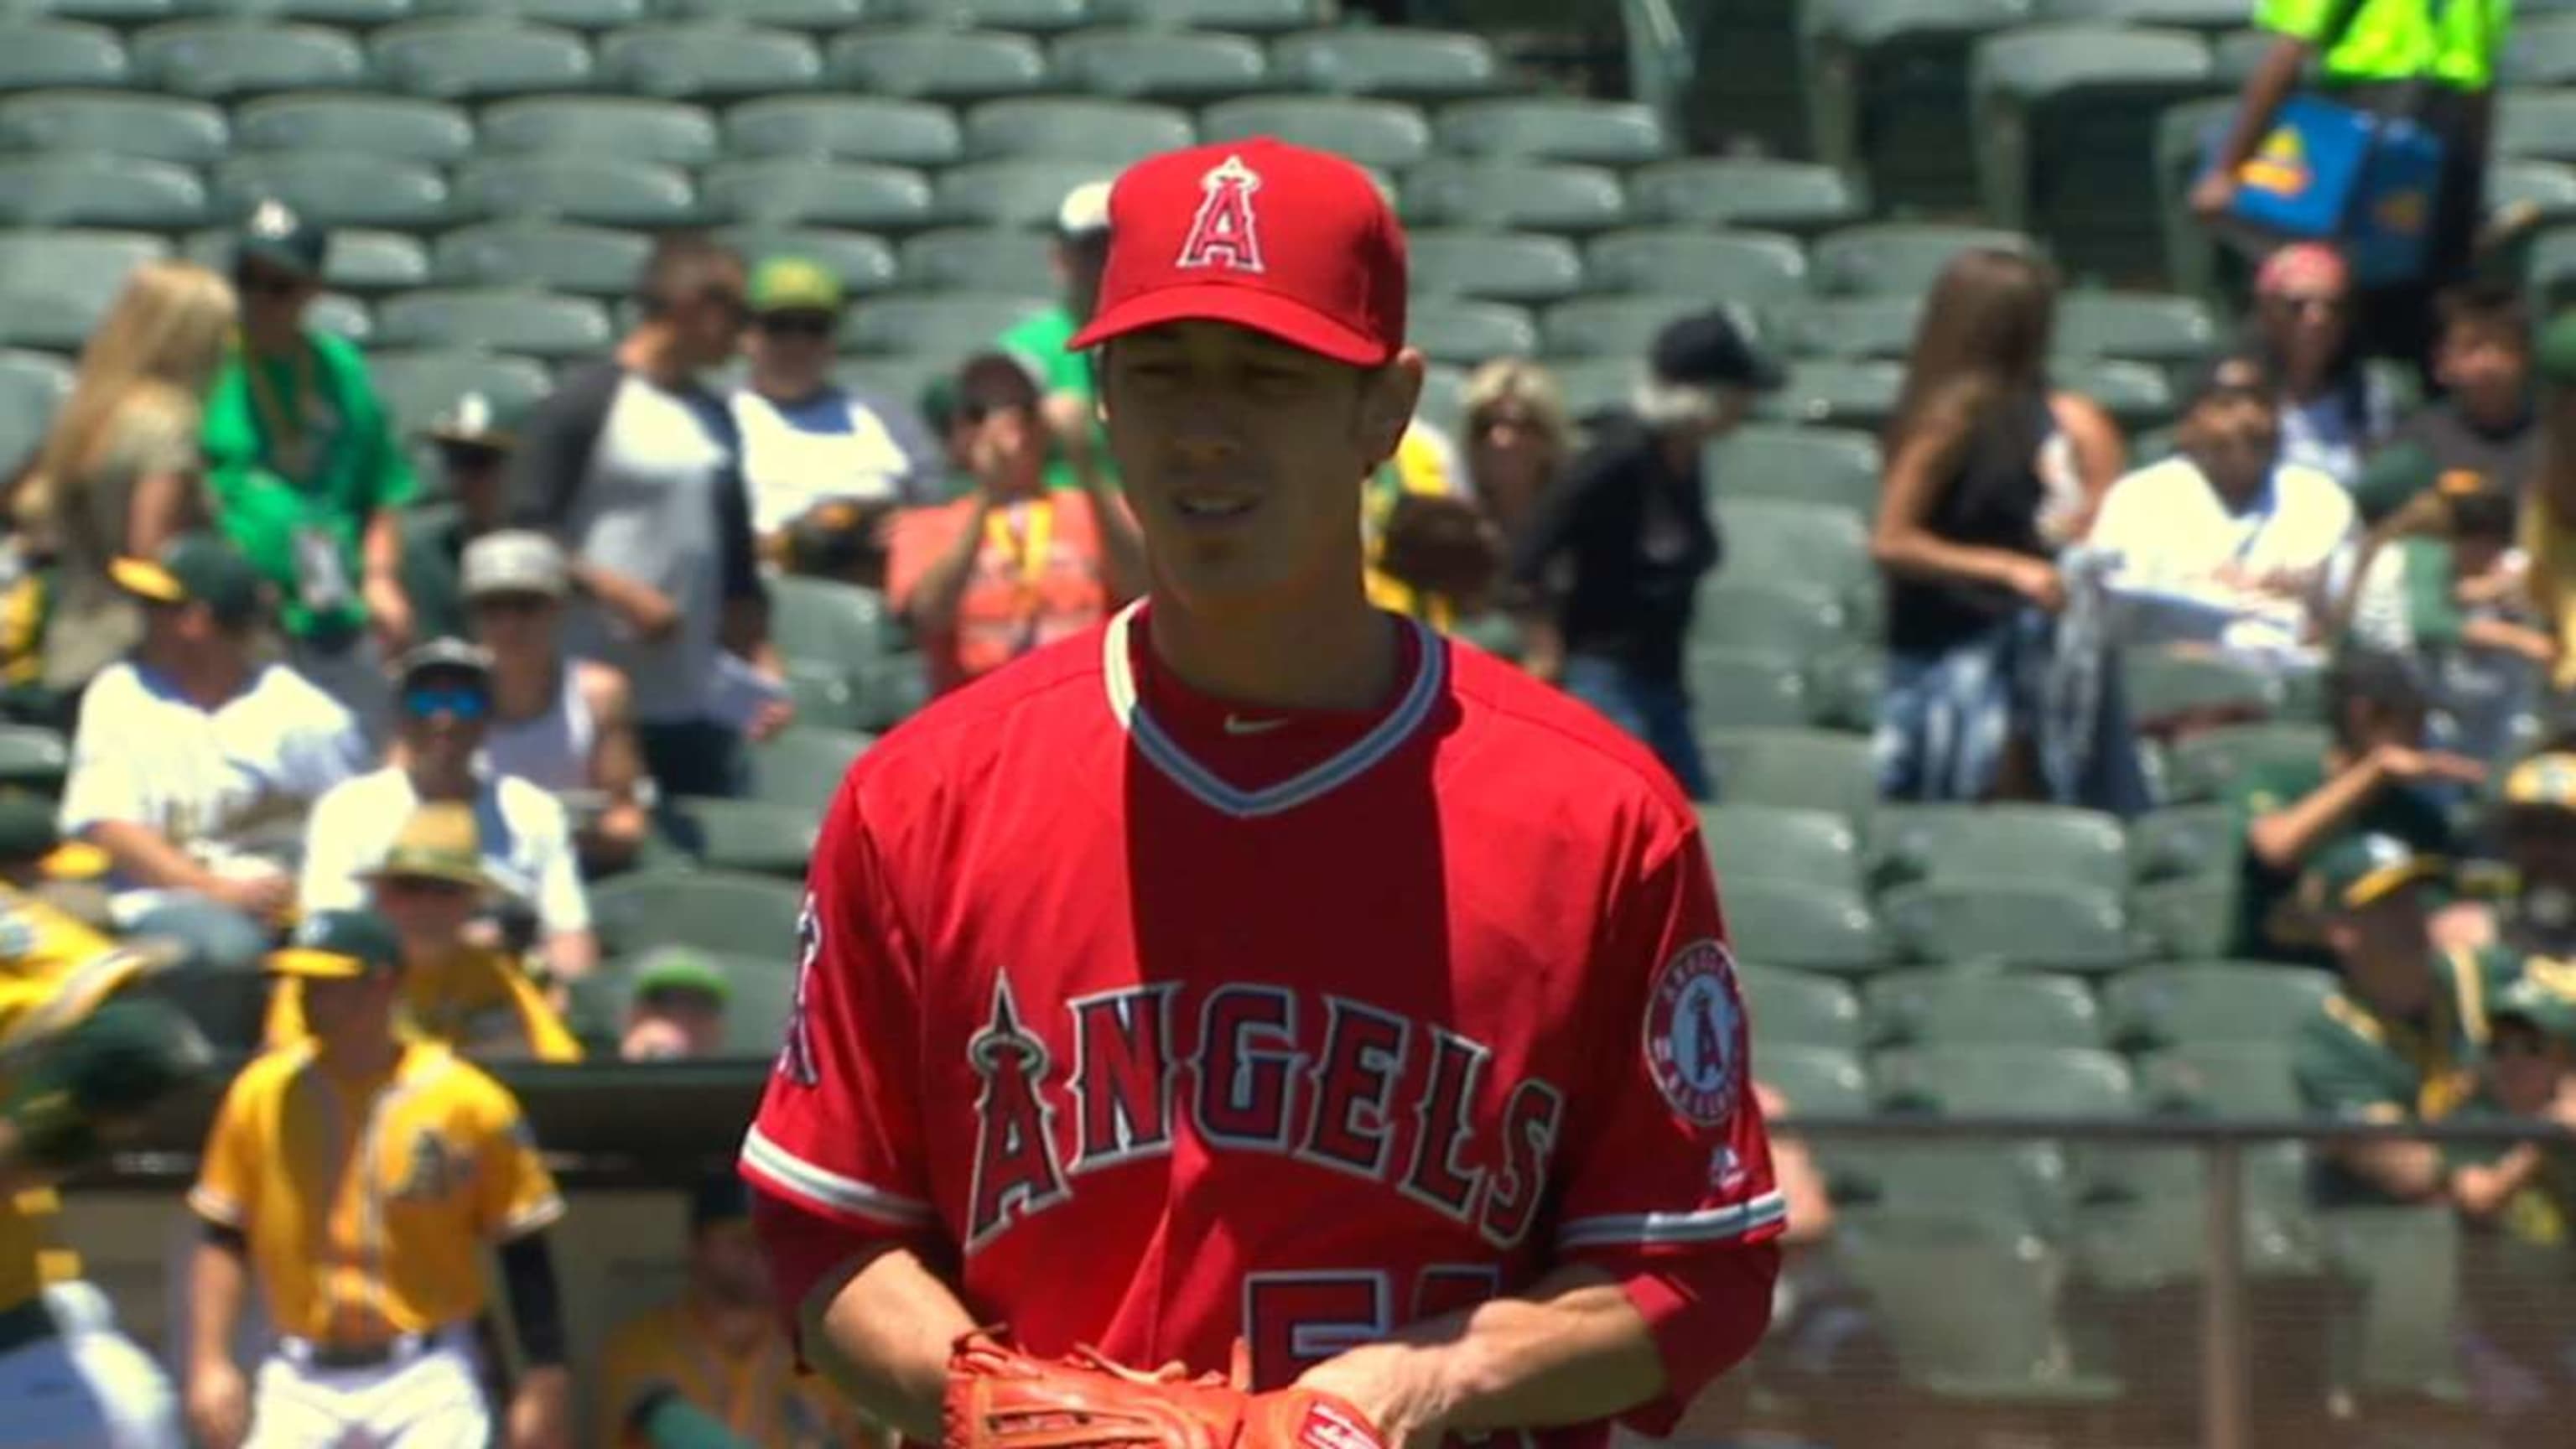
[1291, 1343, 1446, 1449]
[506, 1364, 573, 1449]
[186, 1359, 251, 1449]
[2189, 169, 2239, 221]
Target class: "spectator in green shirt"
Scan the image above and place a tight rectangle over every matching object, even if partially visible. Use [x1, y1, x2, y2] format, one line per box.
[996, 179, 1114, 494]
[200, 200, 418, 733]
[2446, 972, 2576, 1428]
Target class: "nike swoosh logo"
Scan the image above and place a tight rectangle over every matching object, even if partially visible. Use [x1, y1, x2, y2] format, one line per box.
[1223, 714, 1289, 736]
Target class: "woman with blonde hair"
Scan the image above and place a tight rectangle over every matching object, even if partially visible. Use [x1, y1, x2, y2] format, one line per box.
[1460, 357, 1572, 553]
[18, 261, 235, 694]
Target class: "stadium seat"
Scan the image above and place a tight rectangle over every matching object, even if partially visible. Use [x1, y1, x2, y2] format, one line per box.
[1581, 229, 1806, 306]
[367, 348, 552, 434]
[901, 0, 1094, 31]
[1799, 0, 2029, 213]
[432, 221, 648, 296]
[2528, 225, 2576, 310]
[1701, 732, 1872, 828]
[896, 226, 1054, 294]
[2320, 1207, 2466, 1401]
[131, 20, 366, 97]
[852, 652, 930, 731]
[452, 155, 695, 226]
[1700, 801, 1864, 899]
[826, 27, 1050, 99]
[2158, 720, 2326, 803]
[1267, 26, 1496, 99]
[705, 159, 932, 230]
[2055, 289, 2219, 365]
[0, 723, 70, 793]
[0, 351, 72, 474]
[934, 157, 1119, 226]
[368, 19, 594, 101]
[1406, 298, 1535, 367]
[2127, 875, 2242, 959]
[1757, 1041, 1870, 1115]
[847, 291, 1045, 356]
[1715, 878, 1893, 975]
[746, 725, 875, 808]
[1866, 969, 2103, 1049]
[727, 95, 962, 166]
[2506, 11, 2576, 82]
[1837, 1213, 2125, 1405]
[1049, 27, 1265, 99]
[1690, 575, 1854, 659]
[1784, 295, 1923, 361]
[769, 574, 891, 673]
[0, 92, 224, 164]
[1400, 159, 1623, 232]
[1805, 643, 1886, 732]
[836, 355, 953, 418]
[1201, 95, 1427, 169]
[1713, 497, 1874, 600]
[1706, 424, 1881, 519]
[658, 797, 822, 879]
[1757, 360, 1907, 430]
[1538, 296, 1703, 360]
[1090, 0, 1318, 30]
[2111, 952, 2327, 1049]
[660, 0, 871, 23]
[1880, 879, 2142, 971]
[2127, 801, 2241, 883]
[2122, 647, 2283, 729]
[1624, 158, 1865, 232]
[1878, 1041, 2135, 1116]
[230, 95, 473, 164]
[595, 23, 822, 98]
[590, 869, 805, 958]
[0, 231, 166, 350]
[1405, 229, 1583, 304]
[1870, 803, 2127, 893]
[1431, 96, 1669, 166]
[782, 664, 868, 733]
[412, 0, 647, 25]
[2151, 95, 2234, 300]
[2036, 0, 2241, 23]
[191, 226, 428, 293]
[1685, 647, 1812, 731]
[1810, 222, 2033, 298]
[2057, 356, 2175, 428]
[0, 21, 131, 92]
[0, 153, 204, 228]
[1544, 356, 1632, 420]
[719, 225, 898, 294]
[373, 288, 610, 359]
[1737, 964, 1865, 1052]
[480, 96, 719, 166]
[2499, 88, 2576, 165]
[44, 0, 176, 23]
[213, 153, 453, 230]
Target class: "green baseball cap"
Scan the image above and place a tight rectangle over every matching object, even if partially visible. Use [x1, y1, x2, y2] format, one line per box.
[111, 531, 262, 627]
[748, 256, 844, 318]
[633, 947, 730, 1005]
[2539, 310, 2576, 388]
[268, 909, 403, 980]
[2304, 833, 2444, 912]
[234, 197, 327, 279]
[2493, 974, 2576, 1046]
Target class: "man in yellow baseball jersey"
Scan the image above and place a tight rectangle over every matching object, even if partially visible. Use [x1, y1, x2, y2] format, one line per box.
[185, 909, 572, 1449]
[599, 1175, 875, 1449]
[0, 879, 202, 1448]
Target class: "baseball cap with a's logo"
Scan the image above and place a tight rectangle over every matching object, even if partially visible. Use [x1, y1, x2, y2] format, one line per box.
[1068, 138, 1406, 366]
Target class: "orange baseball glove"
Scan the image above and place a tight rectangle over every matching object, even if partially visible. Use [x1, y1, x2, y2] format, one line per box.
[943, 1332, 1387, 1449]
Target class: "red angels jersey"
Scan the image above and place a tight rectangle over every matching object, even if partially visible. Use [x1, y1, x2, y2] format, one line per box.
[742, 602, 1781, 1436]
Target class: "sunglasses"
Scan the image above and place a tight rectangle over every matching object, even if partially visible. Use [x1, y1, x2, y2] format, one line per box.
[757, 311, 835, 340]
[235, 268, 306, 299]
[402, 685, 488, 721]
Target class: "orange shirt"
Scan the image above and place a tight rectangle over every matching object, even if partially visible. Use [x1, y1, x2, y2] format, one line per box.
[887, 492, 1128, 694]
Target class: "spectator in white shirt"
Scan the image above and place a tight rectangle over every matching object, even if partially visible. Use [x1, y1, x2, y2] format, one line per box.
[298, 637, 598, 988]
[60, 531, 369, 971]
[2088, 354, 2358, 661]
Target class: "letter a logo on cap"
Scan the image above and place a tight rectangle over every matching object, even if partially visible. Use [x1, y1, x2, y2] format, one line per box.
[1175, 154, 1265, 274]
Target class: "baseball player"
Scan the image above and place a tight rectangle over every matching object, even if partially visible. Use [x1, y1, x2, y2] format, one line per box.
[184, 909, 572, 1449]
[741, 138, 1783, 1449]
[0, 883, 201, 1448]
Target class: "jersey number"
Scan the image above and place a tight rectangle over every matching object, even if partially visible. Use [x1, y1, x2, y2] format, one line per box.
[1242, 1267, 1534, 1449]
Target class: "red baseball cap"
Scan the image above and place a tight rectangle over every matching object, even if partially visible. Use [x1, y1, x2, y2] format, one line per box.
[1067, 138, 1406, 366]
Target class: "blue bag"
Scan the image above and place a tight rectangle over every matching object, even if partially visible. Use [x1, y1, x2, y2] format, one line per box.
[2205, 92, 2444, 288]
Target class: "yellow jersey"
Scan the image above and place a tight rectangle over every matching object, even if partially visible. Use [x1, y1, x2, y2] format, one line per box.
[599, 1299, 864, 1449]
[1363, 423, 1474, 633]
[188, 1038, 565, 1343]
[262, 945, 583, 1064]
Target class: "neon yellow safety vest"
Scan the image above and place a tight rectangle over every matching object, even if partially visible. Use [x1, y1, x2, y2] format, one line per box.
[2255, 0, 2512, 91]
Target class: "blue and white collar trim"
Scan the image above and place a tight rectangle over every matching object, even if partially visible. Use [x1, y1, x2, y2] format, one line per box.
[1100, 600, 1446, 820]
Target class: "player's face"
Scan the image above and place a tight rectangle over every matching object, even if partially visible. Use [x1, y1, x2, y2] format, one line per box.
[1100, 321, 1420, 615]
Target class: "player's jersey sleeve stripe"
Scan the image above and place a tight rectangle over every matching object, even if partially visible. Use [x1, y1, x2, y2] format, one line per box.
[498, 1193, 568, 1239]
[740, 1124, 936, 1227]
[1556, 1192, 1789, 1249]
[187, 1186, 243, 1228]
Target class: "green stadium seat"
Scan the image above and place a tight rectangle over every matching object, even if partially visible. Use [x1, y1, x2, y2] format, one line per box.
[1685, 647, 1812, 730]
[0, 154, 204, 228]
[229, 96, 472, 165]
[1798, 0, 2027, 214]
[2131, 1040, 2304, 1114]
[2207, 25, 2278, 83]
[934, 157, 1118, 227]
[1877, 1041, 2135, 1116]
[0, 724, 70, 793]
[1713, 497, 1873, 599]
[1049, 27, 1265, 100]
[1737, 964, 1865, 1052]
[1810, 222, 2033, 298]
[2159, 720, 2327, 803]
[1690, 575, 1853, 657]
[959, 96, 1190, 166]
[1784, 295, 1923, 361]
[591, 869, 805, 958]
[1805, 643, 1885, 733]
[453, 155, 695, 226]
[853, 652, 930, 731]
[2506, 12, 2576, 83]
[2320, 1207, 2466, 1402]
[0, 22, 130, 92]
[368, 348, 551, 435]
[0, 231, 165, 350]
[782, 663, 869, 733]
[197, 226, 428, 293]
[412, 0, 647, 25]
[1706, 424, 1881, 519]
[660, 797, 822, 879]
[2122, 647, 2283, 729]
[2036, 0, 2241, 23]
[719, 226, 897, 294]
[1406, 230, 1583, 304]
[184, 0, 410, 24]
[1879, 877, 2139, 971]
[433, 221, 647, 296]
[1538, 296, 1700, 360]
[132, 20, 365, 97]
[213, 153, 453, 230]
[2530, 225, 2576, 310]
[2058, 356, 2175, 428]
[1091, 0, 1317, 30]
[0, 351, 70, 473]
[1866, 969, 2103, 1049]
[1839, 1213, 2124, 1405]
[2127, 875, 2244, 958]
[1756, 360, 1906, 430]
[1581, 229, 1805, 306]
[1202, 95, 1426, 169]
[1716, 878, 1893, 974]
[595, 23, 822, 98]
[1703, 726, 1877, 819]
[1756, 1041, 1870, 1114]
[747, 725, 875, 807]
[826, 27, 1049, 99]
[1407, 298, 1535, 366]
[1699, 802, 1862, 894]
[0, 92, 223, 164]
[896, 226, 1053, 294]
[368, 19, 594, 100]
[1431, 96, 1669, 166]
[706, 159, 932, 230]
[1400, 159, 1624, 232]
[374, 288, 610, 359]
[44, 0, 176, 23]
[727, 96, 962, 165]
[667, 0, 875, 24]
[2152, 95, 2233, 300]
[769, 574, 891, 673]
[847, 291, 1045, 355]
[901, 0, 1093, 31]
[836, 356, 954, 420]
[1545, 357, 1631, 420]
[1625, 158, 1865, 232]
[2500, 90, 2576, 165]
[2055, 289, 2219, 365]
[1267, 27, 1496, 99]
[480, 96, 719, 166]
[1870, 803, 2128, 892]
[2127, 800, 2241, 883]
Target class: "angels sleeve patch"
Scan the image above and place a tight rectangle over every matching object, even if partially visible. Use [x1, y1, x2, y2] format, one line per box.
[1644, 939, 1746, 1128]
